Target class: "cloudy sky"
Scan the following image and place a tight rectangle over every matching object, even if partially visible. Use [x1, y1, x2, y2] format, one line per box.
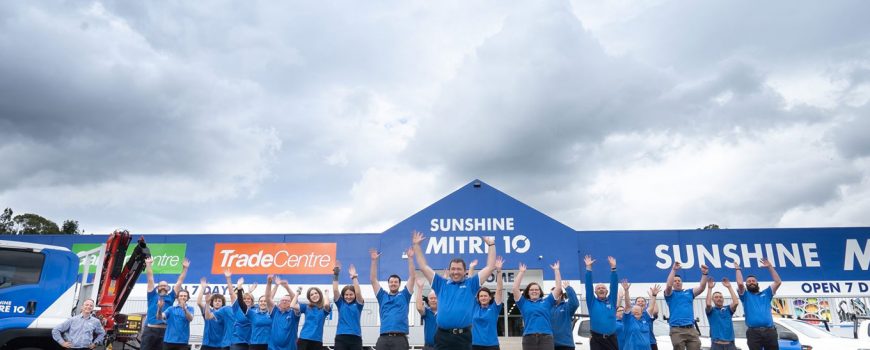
[2, 0, 869, 234]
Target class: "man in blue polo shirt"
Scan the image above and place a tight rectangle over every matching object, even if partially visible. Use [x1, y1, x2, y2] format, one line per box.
[141, 256, 189, 350]
[735, 259, 781, 350]
[584, 255, 619, 350]
[705, 278, 739, 350]
[412, 230, 497, 350]
[664, 262, 709, 350]
[370, 246, 417, 350]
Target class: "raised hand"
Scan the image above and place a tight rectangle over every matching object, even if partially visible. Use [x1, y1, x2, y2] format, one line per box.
[608, 256, 616, 269]
[494, 256, 504, 271]
[760, 258, 772, 268]
[182, 258, 190, 269]
[334, 260, 342, 275]
[483, 236, 496, 246]
[732, 261, 741, 269]
[236, 277, 245, 286]
[369, 248, 381, 261]
[672, 262, 682, 270]
[469, 259, 479, 269]
[584, 255, 595, 267]
[279, 278, 289, 287]
[649, 284, 661, 297]
[550, 260, 560, 270]
[406, 247, 414, 258]
[620, 278, 630, 290]
[348, 264, 357, 277]
[267, 275, 274, 283]
[721, 278, 732, 287]
[145, 257, 153, 266]
[706, 279, 715, 289]
[700, 264, 709, 275]
[518, 263, 527, 272]
[412, 230, 425, 245]
[224, 269, 232, 278]
[562, 280, 570, 289]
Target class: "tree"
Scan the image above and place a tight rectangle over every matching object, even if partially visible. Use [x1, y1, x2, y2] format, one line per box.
[702, 224, 721, 230]
[61, 220, 80, 235]
[0, 208, 13, 234]
[13, 213, 60, 235]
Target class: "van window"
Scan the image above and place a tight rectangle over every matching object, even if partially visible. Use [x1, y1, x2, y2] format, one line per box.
[0, 249, 45, 289]
[577, 320, 591, 337]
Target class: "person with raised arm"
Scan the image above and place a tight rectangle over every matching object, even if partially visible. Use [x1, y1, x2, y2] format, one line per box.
[512, 261, 563, 350]
[551, 279, 580, 350]
[264, 275, 299, 350]
[584, 255, 619, 350]
[294, 283, 332, 350]
[142, 257, 189, 350]
[412, 230, 497, 350]
[333, 261, 365, 350]
[156, 287, 194, 350]
[235, 277, 272, 350]
[472, 256, 504, 350]
[228, 272, 255, 350]
[197, 277, 236, 350]
[736, 259, 782, 350]
[664, 262, 709, 350]
[415, 279, 438, 350]
[370, 246, 417, 350]
[706, 278, 739, 350]
[633, 294, 657, 350]
[620, 282, 660, 350]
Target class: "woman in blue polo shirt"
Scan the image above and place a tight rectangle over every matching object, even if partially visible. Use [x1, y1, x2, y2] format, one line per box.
[620, 281, 660, 350]
[294, 286, 332, 350]
[236, 288, 274, 350]
[197, 278, 236, 350]
[473, 256, 504, 350]
[157, 289, 195, 350]
[512, 260, 563, 350]
[332, 262, 365, 350]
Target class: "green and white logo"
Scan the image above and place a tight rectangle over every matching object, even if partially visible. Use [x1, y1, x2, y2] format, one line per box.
[73, 243, 187, 274]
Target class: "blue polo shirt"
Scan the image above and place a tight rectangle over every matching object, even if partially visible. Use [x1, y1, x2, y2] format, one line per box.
[706, 305, 735, 341]
[335, 299, 364, 336]
[516, 294, 556, 335]
[376, 287, 412, 333]
[432, 274, 481, 329]
[298, 303, 332, 342]
[247, 307, 272, 345]
[202, 306, 234, 347]
[231, 300, 252, 344]
[270, 307, 300, 350]
[422, 307, 437, 346]
[162, 305, 195, 344]
[615, 319, 625, 350]
[472, 301, 500, 346]
[146, 289, 175, 326]
[585, 270, 619, 334]
[551, 286, 580, 346]
[740, 286, 775, 327]
[621, 312, 653, 350]
[664, 289, 696, 326]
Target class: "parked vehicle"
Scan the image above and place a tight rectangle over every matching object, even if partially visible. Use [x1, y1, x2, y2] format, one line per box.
[732, 317, 868, 350]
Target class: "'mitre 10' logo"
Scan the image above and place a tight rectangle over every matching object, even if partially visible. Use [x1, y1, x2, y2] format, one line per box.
[426, 217, 531, 254]
[211, 243, 336, 274]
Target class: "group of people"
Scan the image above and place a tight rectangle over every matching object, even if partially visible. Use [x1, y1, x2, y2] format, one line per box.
[584, 255, 782, 350]
[49, 231, 783, 350]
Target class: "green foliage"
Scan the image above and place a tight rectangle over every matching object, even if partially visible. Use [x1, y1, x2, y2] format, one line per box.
[0, 208, 13, 234]
[61, 220, 80, 235]
[13, 213, 61, 234]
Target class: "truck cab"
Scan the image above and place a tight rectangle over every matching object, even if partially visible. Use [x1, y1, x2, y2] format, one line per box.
[0, 240, 80, 349]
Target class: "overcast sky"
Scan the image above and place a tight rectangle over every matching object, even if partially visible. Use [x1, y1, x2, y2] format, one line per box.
[2, 0, 869, 234]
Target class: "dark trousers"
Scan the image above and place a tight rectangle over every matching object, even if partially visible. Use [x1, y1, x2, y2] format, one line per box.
[297, 338, 324, 350]
[711, 342, 738, 350]
[248, 345, 268, 350]
[747, 327, 779, 350]
[140, 326, 167, 350]
[162, 342, 190, 350]
[521, 334, 554, 350]
[334, 334, 363, 350]
[651, 345, 658, 350]
[201, 346, 223, 350]
[376, 334, 410, 350]
[435, 328, 472, 350]
[555, 346, 575, 350]
[230, 344, 249, 350]
[473, 346, 501, 350]
[590, 332, 619, 350]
